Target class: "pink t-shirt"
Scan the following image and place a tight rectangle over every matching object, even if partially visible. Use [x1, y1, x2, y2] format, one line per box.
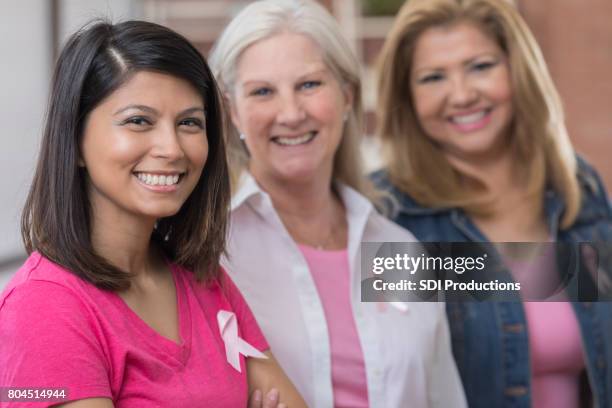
[0, 252, 268, 407]
[298, 245, 369, 408]
[524, 302, 584, 408]
[502, 245, 585, 408]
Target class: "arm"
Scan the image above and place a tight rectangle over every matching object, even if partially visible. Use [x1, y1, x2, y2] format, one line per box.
[0, 282, 113, 406]
[247, 351, 307, 408]
[54, 398, 113, 408]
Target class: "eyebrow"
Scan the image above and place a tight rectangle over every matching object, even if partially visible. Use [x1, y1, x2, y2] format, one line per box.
[413, 53, 500, 75]
[241, 68, 329, 88]
[296, 68, 328, 80]
[113, 105, 205, 116]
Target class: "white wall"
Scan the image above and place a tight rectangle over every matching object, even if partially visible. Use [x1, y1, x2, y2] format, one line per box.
[0, 1, 51, 267]
[59, 0, 142, 45]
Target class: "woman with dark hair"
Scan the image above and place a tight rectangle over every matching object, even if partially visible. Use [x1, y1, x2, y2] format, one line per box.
[0, 20, 304, 407]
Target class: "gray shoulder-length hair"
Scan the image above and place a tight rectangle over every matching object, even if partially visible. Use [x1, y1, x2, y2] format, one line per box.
[209, 0, 374, 198]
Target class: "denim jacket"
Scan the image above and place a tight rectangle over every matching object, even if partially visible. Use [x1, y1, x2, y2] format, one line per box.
[372, 157, 612, 407]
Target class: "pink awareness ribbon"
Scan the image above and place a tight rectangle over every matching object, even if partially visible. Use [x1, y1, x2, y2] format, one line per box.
[217, 310, 268, 372]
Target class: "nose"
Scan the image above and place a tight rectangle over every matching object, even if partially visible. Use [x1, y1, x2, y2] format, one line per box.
[276, 92, 306, 126]
[448, 75, 478, 107]
[152, 124, 185, 161]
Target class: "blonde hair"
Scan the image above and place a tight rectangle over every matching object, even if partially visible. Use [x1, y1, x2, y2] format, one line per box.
[377, 0, 580, 228]
[209, 0, 373, 198]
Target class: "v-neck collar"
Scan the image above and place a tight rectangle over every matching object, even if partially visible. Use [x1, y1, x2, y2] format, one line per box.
[109, 262, 192, 366]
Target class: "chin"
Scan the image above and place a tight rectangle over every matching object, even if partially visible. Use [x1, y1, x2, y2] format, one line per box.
[281, 167, 321, 183]
[140, 205, 184, 220]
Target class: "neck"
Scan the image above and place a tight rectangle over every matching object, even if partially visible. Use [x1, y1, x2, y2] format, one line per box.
[251, 170, 347, 249]
[449, 146, 514, 189]
[449, 151, 548, 241]
[89, 207, 157, 278]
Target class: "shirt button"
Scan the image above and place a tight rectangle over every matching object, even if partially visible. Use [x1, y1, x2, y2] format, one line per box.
[598, 358, 606, 369]
[503, 323, 525, 333]
[504, 386, 528, 397]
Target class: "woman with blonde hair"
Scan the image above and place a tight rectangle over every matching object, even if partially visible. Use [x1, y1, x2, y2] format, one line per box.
[210, 0, 467, 406]
[373, 0, 612, 406]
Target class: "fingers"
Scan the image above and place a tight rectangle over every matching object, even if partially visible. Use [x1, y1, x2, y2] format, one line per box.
[263, 388, 279, 408]
[248, 389, 263, 408]
[249, 387, 287, 408]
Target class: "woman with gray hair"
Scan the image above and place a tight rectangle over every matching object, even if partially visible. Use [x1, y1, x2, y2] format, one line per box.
[209, 1, 467, 406]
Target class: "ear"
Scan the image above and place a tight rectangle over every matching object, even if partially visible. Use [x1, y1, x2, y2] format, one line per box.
[341, 84, 354, 117]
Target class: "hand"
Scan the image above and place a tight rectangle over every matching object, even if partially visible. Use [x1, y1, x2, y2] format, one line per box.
[248, 388, 287, 408]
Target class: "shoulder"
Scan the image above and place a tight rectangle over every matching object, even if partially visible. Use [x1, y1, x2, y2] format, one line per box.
[364, 209, 418, 242]
[370, 168, 392, 188]
[172, 263, 241, 307]
[369, 169, 434, 213]
[572, 156, 612, 228]
[0, 257, 112, 402]
[1, 252, 95, 313]
[576, 156, 611, 210]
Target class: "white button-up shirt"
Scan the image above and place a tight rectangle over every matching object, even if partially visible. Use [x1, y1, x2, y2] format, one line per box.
[222, 174, 467, 408]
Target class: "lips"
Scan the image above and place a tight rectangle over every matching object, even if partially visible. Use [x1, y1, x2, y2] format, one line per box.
[132, 171, 185, 188]
[271, 131, 317, 146]
[448, 108, 492, 132]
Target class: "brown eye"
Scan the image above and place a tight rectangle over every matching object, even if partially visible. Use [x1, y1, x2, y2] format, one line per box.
[417, 73, 444, 84]
[179, 118, 204, 128]
[471, 61, 497, 72]
[123, 116, 152, 126]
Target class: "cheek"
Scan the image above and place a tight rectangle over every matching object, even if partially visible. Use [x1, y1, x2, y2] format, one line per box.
[411, 87, 440, 123]
[238, 105, 273, 143]
[185, 136, 209, 169]
[82, 128, 143, 170]
[313, 103, 340, 126]
[489, 68, 513, 105]
[308, 93, 344, 130]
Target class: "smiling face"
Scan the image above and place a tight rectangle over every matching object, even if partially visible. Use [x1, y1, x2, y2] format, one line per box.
[410, 21, 514, 164]
[80, 71, 208, 223]
[229, 32, 352, 185]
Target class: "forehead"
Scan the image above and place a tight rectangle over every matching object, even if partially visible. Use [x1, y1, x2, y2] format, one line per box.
[100, 71, 203, 108]
[411, 22, 503, 70]
[235, 32, 328, 82]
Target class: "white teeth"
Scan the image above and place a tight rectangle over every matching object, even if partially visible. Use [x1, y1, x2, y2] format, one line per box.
[451, 110, 487, 124]
[274, 131, 316, 146]
[136, 173, 181, 186]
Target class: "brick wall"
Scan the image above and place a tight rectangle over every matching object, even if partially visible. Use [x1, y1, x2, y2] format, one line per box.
[519, 0, 612, 191]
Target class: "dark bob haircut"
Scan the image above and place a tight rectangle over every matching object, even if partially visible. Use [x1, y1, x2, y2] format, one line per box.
[21, 20, 230, 290]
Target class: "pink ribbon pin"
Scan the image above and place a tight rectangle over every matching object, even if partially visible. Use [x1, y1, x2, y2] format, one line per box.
[217, 310, 268, 372]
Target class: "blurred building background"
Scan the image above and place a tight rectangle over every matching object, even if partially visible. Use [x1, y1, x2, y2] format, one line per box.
[1, 0, 610, 287]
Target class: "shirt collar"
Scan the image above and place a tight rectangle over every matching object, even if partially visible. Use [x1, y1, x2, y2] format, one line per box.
[231, 171, 375, 222]
[231, 172, 263, 211]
